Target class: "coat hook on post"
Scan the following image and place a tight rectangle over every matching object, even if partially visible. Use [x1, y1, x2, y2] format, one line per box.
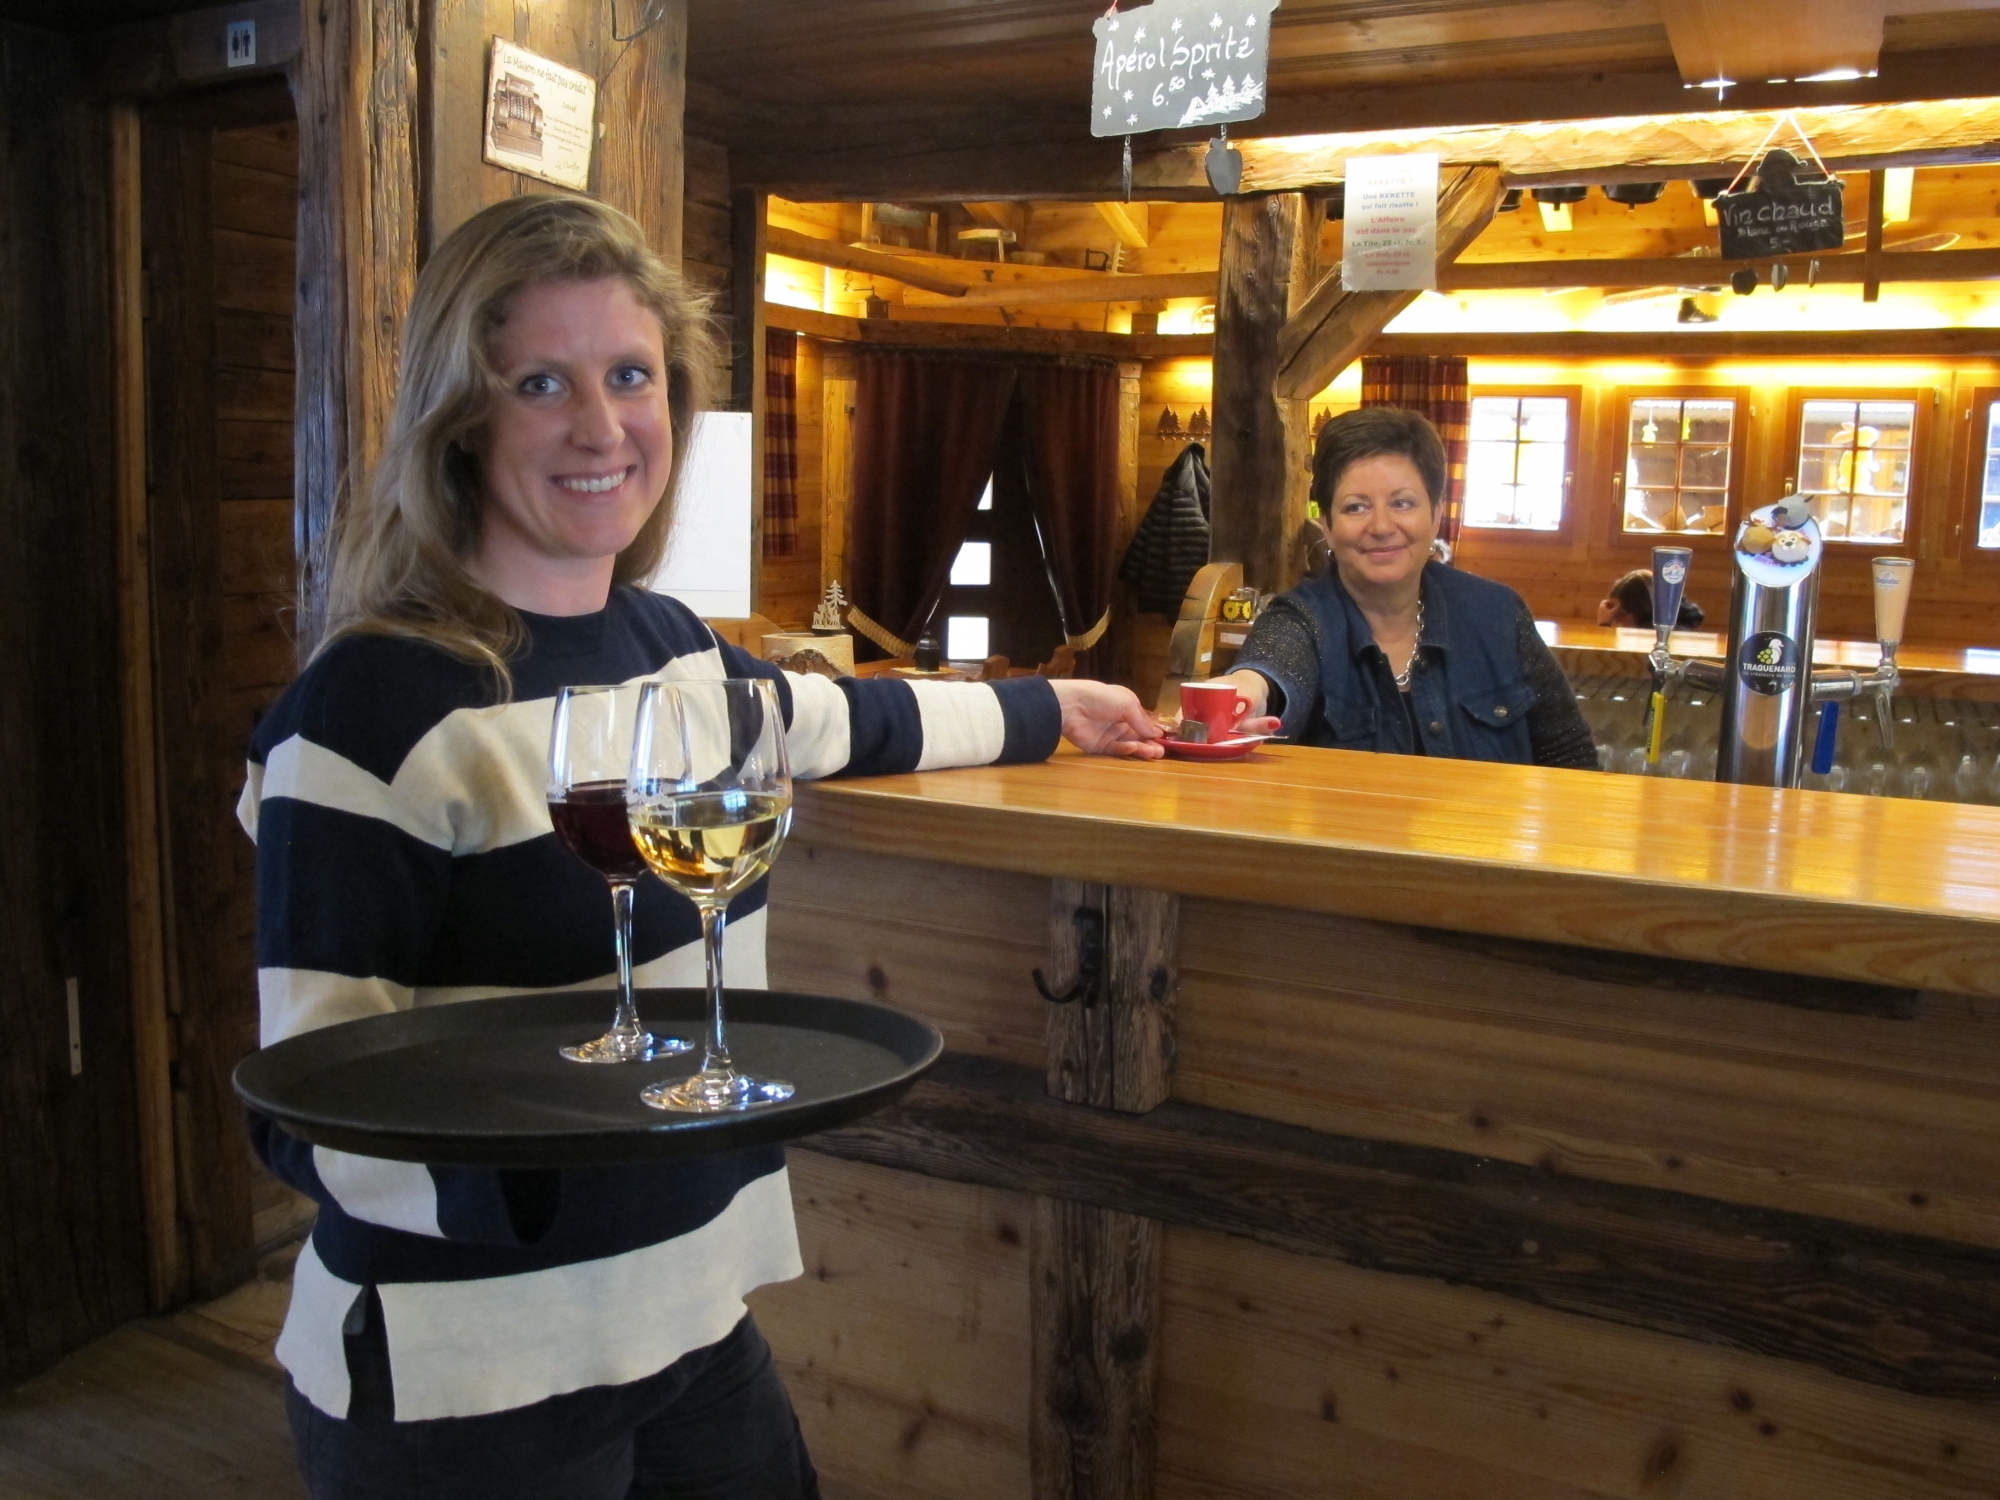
[1033, 907, 1105, 1006]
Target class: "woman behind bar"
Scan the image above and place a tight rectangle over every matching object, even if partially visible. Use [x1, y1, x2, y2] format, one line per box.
[238, 194, 1161, 1500]
[1215, 407, 1596, 768]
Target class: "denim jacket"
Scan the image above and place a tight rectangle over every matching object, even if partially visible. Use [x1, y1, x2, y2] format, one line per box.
[1243, 562, 1539, 763]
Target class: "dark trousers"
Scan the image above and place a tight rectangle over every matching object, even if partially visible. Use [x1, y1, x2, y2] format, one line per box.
[286, 1310, 820, 1500]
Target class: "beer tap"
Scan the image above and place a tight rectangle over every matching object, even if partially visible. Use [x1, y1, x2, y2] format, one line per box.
[1806, 556, 1911, 753]
[1643, 545, 1722, 766]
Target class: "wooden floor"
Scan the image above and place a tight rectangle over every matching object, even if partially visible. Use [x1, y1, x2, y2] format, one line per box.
[0, 1245, 304, 1500]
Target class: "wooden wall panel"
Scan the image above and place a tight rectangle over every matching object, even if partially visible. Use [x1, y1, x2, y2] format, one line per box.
[0, 21, 149, 1381]
[1174, 898, 2000, 1249]
[1155, 1221, 2000, 1500]
[767, 844, 1048, 1068]
[749, 1153, 1033, 1500]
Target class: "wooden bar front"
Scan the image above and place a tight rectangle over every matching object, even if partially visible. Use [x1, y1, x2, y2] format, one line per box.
[754, 746, 2000, 1500]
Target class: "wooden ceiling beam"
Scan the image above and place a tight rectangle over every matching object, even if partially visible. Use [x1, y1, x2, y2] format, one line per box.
[1095, 201, 1149, 250]
[1439, 247, 2000, 291]
[905, 271, 1213, 311]
[1376, 329, 2000, 359]
[1657, 0, 1885, 87]
[763, 300, 1212, 360]
[763, 223, 968, 297]
[728, 52, 2000, 203]
[1274, 165, 1506, 400]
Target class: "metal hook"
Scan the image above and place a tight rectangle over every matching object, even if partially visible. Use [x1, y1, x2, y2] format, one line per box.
[1032, 907, 1105, 1006]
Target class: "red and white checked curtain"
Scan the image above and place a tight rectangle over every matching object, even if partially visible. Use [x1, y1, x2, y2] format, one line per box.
[762, 328, 800, 558]
[1361, 354, 1470, 552]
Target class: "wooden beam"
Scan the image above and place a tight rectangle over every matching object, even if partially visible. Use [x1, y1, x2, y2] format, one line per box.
[1440, 246, 2000, 290]
[1210, 193, 1314, 594]
[1031, 1198, 1162, 1500]
[733, 73, 2000, 203]
[1044, 883, 1177, 1115]
[292, 0, 418, 651]
[732, 191, 768, 599]
[110, 103, 181, 1312]
[83, 0, 299, 98]
[1865, 167, 1887, 304]
[1094, 201, 1149, 250]
[1373, 329, 2000, 359]
[1658, 0, 1883, 87]
[942, 271, 1212, 311]
[807, 1053, 2000, 1403]
[764, 223, 968, 298]
[597, 0, 687, 265]
[763, 300, 1213, 361]
[1275, 164, 1505, 400]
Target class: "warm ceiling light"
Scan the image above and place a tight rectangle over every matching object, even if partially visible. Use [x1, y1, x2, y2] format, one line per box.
[1882, 167, 1914, 225]
[1538, 200, 1573, 232]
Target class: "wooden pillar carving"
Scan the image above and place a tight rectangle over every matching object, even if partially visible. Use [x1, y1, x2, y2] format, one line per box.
[1043, 880, 1178, 1114]
[1208, 192, 1316, 594]
[1031, 1197, 1163, 1500]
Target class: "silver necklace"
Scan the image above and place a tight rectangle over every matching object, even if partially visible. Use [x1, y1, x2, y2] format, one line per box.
[1392, 596, 1425, 690]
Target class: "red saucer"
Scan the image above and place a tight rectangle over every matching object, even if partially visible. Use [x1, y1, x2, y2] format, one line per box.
[1161, 734, 1265, 762]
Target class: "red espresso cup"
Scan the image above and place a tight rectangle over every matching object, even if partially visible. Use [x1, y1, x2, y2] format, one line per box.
[1178, 681, 1252, 741]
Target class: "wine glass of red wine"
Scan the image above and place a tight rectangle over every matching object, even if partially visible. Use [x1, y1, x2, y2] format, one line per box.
[547, 684, 692, 1064]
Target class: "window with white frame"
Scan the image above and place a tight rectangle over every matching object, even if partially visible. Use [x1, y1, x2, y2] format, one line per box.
[1465, 395, 1570, 530]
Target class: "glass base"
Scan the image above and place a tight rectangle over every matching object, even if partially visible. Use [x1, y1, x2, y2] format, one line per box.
[559, 1031, 692, 1064]
[639, 1068, 795, 1113]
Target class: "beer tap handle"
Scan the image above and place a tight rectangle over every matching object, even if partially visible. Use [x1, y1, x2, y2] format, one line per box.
[1645, 547, 1692, 766]
[1870, 557, 1913, 753]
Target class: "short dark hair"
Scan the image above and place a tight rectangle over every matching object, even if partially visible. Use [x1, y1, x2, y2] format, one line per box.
[1608, 569, 1655, 627]
[1312, 406, 1446, 515]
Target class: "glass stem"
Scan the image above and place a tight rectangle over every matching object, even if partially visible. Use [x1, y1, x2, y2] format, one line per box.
[699, 902, 732, 1076]
[608, 879, 642, 1045]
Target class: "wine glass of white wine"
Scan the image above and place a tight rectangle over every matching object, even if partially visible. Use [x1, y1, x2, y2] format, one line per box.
[627, 678, 795, 1113]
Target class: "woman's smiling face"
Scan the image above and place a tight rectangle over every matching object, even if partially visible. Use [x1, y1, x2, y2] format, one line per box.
[1321, 451, 1440, 595]
[476, 276, 673, 578]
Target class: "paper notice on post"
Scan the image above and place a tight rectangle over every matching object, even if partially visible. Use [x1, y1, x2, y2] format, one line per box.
[1342, 154, 1440, 291]
[483, 39, 596, 192]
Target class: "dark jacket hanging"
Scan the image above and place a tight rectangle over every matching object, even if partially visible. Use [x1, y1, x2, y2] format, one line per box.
[1118, 442, 1211, 617]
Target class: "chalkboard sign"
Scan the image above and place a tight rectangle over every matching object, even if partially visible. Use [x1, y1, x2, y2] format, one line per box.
[1714, 149, 1845, 259]
[1092, 0, 1281, 137]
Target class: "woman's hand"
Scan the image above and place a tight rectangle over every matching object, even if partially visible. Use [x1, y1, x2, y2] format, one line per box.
[1213, 670, 1283, 737]
[1049, 679, 1168, 759]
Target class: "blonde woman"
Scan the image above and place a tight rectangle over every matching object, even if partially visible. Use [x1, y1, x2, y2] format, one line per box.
[240, 193, 1161, 1499]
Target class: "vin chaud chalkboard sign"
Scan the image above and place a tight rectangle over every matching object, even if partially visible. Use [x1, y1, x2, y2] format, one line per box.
[1713, 149, 1846, 259]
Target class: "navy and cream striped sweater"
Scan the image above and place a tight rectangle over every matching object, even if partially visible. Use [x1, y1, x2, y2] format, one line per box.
[238, 586, 1061, 1422]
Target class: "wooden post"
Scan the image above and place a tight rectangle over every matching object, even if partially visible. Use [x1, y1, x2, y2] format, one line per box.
[291, 0, 419, 652]
[733, 189, 769, 602]
[1044, 881, 1178, 1115]
[1865, 167, 1886, 304]
[1208, 192, 1314, 594]
[111, 102, 182, 1310]
[1031, 1196, 1163, 1500]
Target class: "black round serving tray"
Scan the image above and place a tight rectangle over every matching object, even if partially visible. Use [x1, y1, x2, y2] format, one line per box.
[232, 988, 942, 1168]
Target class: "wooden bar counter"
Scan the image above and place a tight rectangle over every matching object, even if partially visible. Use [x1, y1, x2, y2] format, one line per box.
[753, 746, 2000, 1500]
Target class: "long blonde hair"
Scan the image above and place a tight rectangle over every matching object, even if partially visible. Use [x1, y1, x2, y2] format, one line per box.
[318, 193, 719, 681]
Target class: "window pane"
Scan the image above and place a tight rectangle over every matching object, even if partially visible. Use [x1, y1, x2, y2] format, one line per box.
[1680, 445, 1730, 490]
[1469, 397, 1520, 442]
[1801, 400, 1858, 448]
[1797, 448, 1851, 495]
[948, 540, 992, 586]
[1855, 449, 1909, 497]
[1625, 489, 1676, 531]
[1857, 400, 1916, 448]
[1464, 484, 1520, 528]
[1981, 410, 2000, 547]
[1675, 494, 1727, 534]
[944, 615, 989, 660]
[1628, 447, 1680, 490]
[1515, 485, 1565, 530]
[1515, 442, 1566, 490]
[1518, 398, 1569, 443]
[1630, 399, 1680, 447]
[1467, 441, 1519, 488]
[1683, 400, 1735, 445]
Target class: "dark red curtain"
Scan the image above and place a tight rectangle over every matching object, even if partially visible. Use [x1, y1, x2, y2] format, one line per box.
[846, 351, 1018, 658]
[1362, 354, 1470, 551]
[762, 329, 799, 558]
[1015, 360, 1121, 668]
